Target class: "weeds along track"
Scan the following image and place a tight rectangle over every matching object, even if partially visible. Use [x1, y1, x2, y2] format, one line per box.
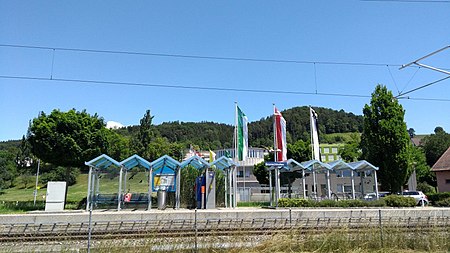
[0, 216, 449, 243]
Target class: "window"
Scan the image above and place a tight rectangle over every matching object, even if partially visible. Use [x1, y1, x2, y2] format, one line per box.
[323, 148, 330, 154]
[328, 155, 335, 161]
[337, 170, 351, 178]
[332, 147, 338, 153]
[344, 185, 353, 193]
[260, 188, 270, 193]
[337, 184, 343, 193]
[321, 155, 327, 161]
[237, 170, 244, 177]
[446, 179, 450, 184]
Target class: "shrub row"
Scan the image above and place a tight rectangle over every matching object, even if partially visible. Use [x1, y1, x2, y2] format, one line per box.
[383, 195, 416, 207]
[433, 197, 450, 207]
[427, 192, 450, 206]
[278, 198, 386, 208]
[0, 200, 80, 213]
[278, 195, 417, 208]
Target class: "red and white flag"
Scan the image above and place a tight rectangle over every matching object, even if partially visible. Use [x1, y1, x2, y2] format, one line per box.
[274, 107, 287, 162]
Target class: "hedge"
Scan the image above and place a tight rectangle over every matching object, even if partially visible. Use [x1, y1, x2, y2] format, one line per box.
[278, 195, 419, 208]
[427, 192, 450, 206]
[278, 198, 387, 208]
[433, 197, 450, 207]
[381, 195, 416, 207]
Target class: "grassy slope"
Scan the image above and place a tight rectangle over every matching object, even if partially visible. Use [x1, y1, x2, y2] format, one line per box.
[0, 171, 152, 203]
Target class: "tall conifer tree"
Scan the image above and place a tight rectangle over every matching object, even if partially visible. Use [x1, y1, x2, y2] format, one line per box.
[361, 85, 411, 193]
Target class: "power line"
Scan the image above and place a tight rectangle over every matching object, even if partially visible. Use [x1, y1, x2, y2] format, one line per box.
[1, 74, 449, 102]
[0, 74, 371, 98]
[400, 96, 450, 102]
[361, 0, 450, 3]
[396, 75, 450, 97]
[0, 43, 403, 67]
[2, 43, 449, 100]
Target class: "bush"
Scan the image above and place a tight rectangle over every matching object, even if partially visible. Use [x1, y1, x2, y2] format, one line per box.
[238, 201, 270, 207]
[428, 192, 450, 205]
[417, 182, 436, 195]
[40, 167, 80, 186]
[383, 195, 416, 207]
[317, 199, 336, 207]
[278, 198, 386, 208]
[364, 199, 386, 207]
[0, 200, 81, 213]
[434, 197, 450, 207]
[278, 198, 315, 207]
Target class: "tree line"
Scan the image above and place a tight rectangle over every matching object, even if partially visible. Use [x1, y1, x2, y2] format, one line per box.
[0, 106, 363, 190]
[0, 90, 449, 195]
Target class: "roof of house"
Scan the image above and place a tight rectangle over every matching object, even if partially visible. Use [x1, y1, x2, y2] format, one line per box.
[431, 146, 450, 172]
[410, 137, 422, 147]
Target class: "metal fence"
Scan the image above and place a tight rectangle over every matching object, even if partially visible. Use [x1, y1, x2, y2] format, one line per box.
[1, 211, 449, 240]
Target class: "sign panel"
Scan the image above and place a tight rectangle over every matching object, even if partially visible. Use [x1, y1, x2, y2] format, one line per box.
[153, 174, 175, 192]
[265, 161, 287, 167]
[45, 181, 66, 212]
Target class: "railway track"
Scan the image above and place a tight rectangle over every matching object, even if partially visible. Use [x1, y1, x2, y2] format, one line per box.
[0, 216, 448, 243]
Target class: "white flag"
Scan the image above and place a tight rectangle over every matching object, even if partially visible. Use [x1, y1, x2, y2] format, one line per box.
[310, 107, 321, 161]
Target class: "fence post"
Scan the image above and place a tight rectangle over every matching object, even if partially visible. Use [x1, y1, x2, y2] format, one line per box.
[194, 208, 198, 253]
[378, 209, 383, 248]
[87, 201, 93, 253]
[289, 208, 292, 227]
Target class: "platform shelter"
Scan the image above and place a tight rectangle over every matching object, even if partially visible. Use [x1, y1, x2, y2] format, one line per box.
[273, 159, 379, 206]
[84, 154, 122, 211]
[85, 154, 238, 211]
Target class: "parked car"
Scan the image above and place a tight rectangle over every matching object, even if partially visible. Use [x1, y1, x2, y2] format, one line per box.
[401, 191, 429, 206]
[363, 192, 389, 201]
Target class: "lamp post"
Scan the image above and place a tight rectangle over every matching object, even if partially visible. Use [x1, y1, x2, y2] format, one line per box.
[33, 159, 40, 206]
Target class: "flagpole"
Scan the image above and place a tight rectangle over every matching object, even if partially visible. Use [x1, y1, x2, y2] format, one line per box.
[273, 103, 280, 206]
[310, 106, 317, 199]
[234, 102, 238, 205]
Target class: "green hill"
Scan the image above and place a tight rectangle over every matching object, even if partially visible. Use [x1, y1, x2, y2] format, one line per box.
[114, 106, 363, 150]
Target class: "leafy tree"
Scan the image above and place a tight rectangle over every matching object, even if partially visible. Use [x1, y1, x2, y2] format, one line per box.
[15, 136, 34, 170]
[409, 146, 435, 186]
[27, 109, 110, 168]
[146, 137, 184, 161]
[15, 136, 36, 188]
[40, 166, 80, 186]
[253, 160, 269, 185]
[287, 140, 310, 162]
[408, 128, 416, 138]
[421, 127, 450, 167]
[131, 110, 157, 157]
[105, 131, 131, 161]
[253, 154, 274, 185]
[253, 151, 304, 197]
[361, 85, 411, 193]
[338, 141, 361, 162]
[0, 150, 17, 189]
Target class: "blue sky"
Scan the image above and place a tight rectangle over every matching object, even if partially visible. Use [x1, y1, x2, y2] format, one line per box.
[1, 1, 449, 141]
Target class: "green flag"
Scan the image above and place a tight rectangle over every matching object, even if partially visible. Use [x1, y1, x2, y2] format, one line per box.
[237, 106, 248, 161]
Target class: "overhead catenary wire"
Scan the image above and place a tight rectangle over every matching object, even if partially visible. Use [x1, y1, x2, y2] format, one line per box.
[399, 67, 421, 94]
[396, 75, 450, 98]
[1, 43, 449, 101]
[1, 74, 449, 102]
[386, 65, 400, 94]
[361, 0, 450, 3]
[0, 74, 371, 98]
[0, 43, 405, 67]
